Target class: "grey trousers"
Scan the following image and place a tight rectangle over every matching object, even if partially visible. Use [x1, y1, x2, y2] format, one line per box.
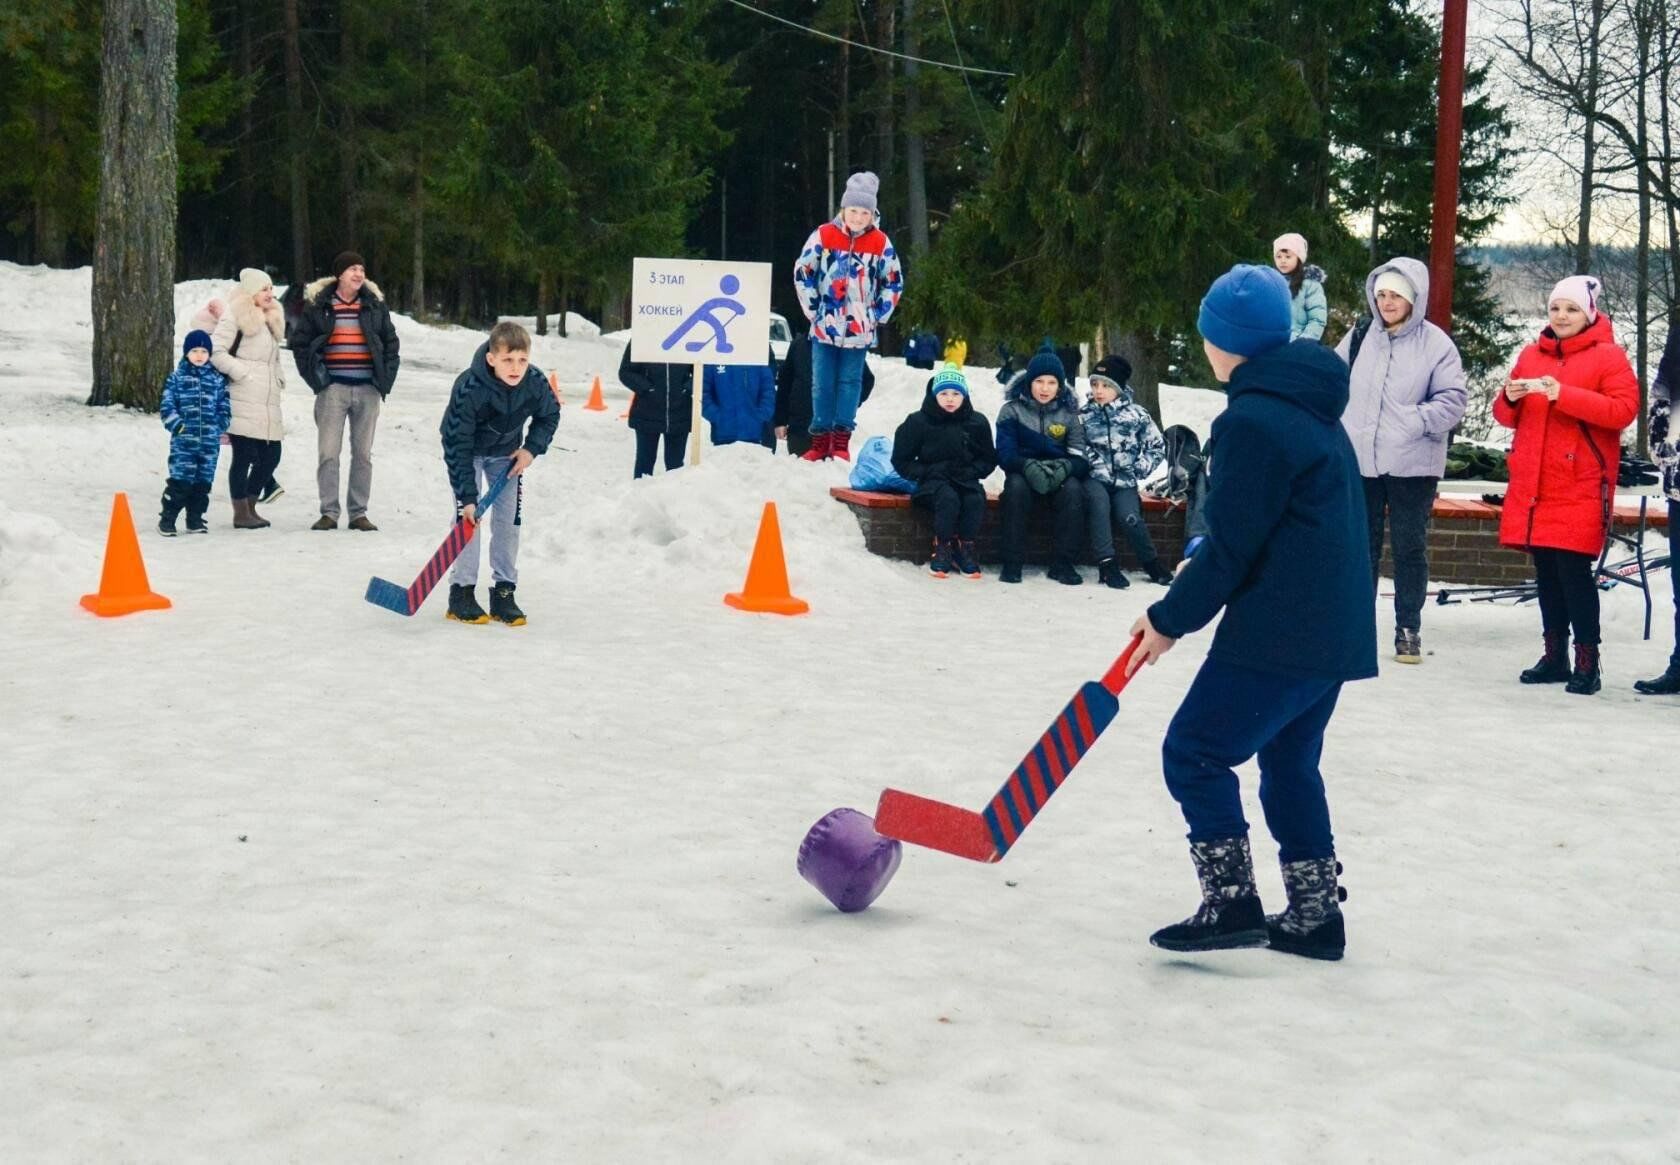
[315, 383, 382, 519]
[1083, 478, 1160, 566]
[452, 456, 521, 586]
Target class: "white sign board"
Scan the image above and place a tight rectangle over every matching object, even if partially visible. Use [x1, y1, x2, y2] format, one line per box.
[630, 258, 773, 367]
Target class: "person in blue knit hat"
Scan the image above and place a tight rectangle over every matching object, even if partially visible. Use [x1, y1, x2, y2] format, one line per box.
[157, 328, 231, 535]
[891, 363, 997, 578]
[994, 343, 1090, 583]
[1126, 263, 1377, 962]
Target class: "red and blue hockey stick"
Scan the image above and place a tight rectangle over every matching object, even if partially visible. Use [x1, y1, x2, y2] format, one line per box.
[874, 635, 1144, 862]
[365, 468, 513, 616]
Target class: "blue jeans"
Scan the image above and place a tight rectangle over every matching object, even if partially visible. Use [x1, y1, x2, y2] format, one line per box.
[1162, 656, 1343, 862]
[452, 456, 521, 586]
[809, 340, 867, 434]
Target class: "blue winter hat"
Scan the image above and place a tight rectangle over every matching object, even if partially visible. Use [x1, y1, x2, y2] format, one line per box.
[1023, 343, 1066, 386]
[1197, 264, 1293, 357]
[930, 362, 969, 398]
[182, 329, 214, 357]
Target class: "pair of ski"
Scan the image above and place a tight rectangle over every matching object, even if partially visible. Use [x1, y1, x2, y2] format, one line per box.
[364, 468, 512, 616]
[874, 635, 1143, 862]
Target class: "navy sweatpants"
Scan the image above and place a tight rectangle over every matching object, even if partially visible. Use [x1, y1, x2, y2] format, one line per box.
[1162, 656, 1343, 863]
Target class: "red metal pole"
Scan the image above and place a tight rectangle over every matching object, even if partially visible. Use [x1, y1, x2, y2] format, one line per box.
[1428, 0, 1469, 332]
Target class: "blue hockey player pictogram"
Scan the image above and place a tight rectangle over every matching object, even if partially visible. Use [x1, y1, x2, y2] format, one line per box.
[661, 275, 746, 354]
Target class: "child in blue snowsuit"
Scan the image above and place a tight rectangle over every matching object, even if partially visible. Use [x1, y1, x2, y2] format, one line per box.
[159, 329, 232, 535]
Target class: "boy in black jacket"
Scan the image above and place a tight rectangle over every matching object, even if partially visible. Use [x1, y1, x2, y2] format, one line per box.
[891, 364, 997, 578]
[619, 346, 694, 478]
[1128, 265, 1377, 961]
[439, 322, 561, 625]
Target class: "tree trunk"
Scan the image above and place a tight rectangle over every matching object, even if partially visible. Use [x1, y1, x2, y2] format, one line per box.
[903, 0, 930, 258]
[1658, 0, 1679, 321]
[1369, 146, 1383, 266]
[536, 270, 550, 336]
[1107, 327, 1162, 426]
[283, 0, 311, 285]
[91, 0, 178, 411]
[558, 274, 569, 338]
[1632, 0, 1652, 453]
[876, 3, 896, 196]
[34, 102, 66, 265]
[1576, 0, 1605, 276]
[237, 3, 256, 263]
[411, 159, 425, 316]
[837, 12, 851, 188]
[339, 6, 358, 245]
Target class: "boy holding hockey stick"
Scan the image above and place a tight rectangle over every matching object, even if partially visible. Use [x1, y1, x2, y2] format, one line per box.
[1126, 265, 1377, 960]
[439, 322, 560, 625]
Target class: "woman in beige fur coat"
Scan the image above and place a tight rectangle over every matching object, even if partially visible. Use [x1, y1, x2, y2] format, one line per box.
[210, 268, 287, 529]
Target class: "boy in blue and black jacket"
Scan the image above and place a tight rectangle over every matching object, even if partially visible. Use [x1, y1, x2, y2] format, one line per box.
[995, 344, 1089, 585]
[1127, 265, 1377, 962]
[158, 329, 231, 535]
[439, 321, 561, 626]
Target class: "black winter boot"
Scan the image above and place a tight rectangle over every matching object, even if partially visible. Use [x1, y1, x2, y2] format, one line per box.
[928, 538, 953, 579]
[1142, 559, 1175, 586]
[490, 582, 527, 626]
[446, 584, 490, 624]
[1046, 561, 1083, 586]
[158, 479, 186, 536]
[1633, 663, 1680, 695]
[1097, 558, 1130, 589]
[1519, 631, 1571, 684]
[999, 562, 1023, 584]
[1149, 836, 1269, 953]
[1267, 857, 1347, 961]
[184, 482, 210, 533]
[1566, 642, 1601, 695]
[952, 540, 982, 579]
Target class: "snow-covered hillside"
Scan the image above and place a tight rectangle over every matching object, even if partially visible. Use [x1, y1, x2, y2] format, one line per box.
[0, 262, 1674, 1161]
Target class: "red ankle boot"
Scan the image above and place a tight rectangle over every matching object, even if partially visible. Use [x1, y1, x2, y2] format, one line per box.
[800, 431, 832, 461]
[831, 429, 853, 462]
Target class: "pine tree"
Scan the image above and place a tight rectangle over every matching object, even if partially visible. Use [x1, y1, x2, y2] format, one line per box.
[1329, 0, 1519, 378]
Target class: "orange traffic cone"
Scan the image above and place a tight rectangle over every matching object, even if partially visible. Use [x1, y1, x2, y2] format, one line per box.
[80, 493, 171, 617]
[583, 375, 607, 412]
[725, 502, 809, 616]
[547, 370, 564, 405]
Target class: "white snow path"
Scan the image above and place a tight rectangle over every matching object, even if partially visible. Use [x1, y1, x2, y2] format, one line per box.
[0, 262, 1675, 1161]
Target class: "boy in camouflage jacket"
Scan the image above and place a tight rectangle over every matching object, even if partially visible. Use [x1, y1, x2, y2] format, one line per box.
[1079, 354, 1173, 588]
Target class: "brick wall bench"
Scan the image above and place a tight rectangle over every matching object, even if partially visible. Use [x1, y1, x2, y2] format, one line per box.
[832, 486, 1669, 585]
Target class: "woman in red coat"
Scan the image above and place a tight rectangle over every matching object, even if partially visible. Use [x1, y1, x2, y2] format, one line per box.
[1493, 275, 1639, 695]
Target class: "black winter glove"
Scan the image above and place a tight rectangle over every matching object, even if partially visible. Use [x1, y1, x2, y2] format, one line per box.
[1067, 456, 1091, 480]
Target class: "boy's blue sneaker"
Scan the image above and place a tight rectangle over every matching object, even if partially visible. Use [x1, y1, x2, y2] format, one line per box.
[928, 538, 952, 579]
[951, 539, 982, 579]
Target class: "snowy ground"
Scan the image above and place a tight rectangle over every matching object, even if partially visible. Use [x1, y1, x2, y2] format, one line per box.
[2, 261, 1676, 1161]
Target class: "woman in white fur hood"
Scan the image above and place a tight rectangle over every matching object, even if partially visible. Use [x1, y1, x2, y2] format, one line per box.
[210, 267, 287, 529]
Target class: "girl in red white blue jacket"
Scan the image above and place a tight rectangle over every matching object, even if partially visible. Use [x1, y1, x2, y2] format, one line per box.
[792, 170, 904, 462]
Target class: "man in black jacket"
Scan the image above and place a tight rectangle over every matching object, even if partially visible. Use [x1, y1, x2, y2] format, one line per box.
[290, 251, 401, 531]
[773, 338, 874, 457]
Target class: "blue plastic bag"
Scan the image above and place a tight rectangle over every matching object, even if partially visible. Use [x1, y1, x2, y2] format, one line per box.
[849, 435, 916, 494]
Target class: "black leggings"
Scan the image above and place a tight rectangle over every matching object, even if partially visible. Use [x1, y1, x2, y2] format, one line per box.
[229, 436, 282, 501]
[1532, 547, 1599, 646]
[913, 480, 985, 541]
[633, 429, 687, 478]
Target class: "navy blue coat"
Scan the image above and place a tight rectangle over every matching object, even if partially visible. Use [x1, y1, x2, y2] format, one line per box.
[1148, 340, 1378, 682]
[439, 343, 562, 504]
[702, 360, 776, 445]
